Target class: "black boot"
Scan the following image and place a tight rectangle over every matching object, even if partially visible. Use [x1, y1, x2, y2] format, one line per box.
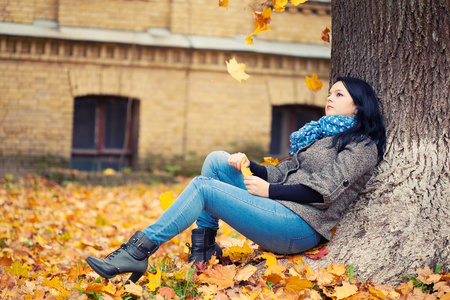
[85, 231, 158, 283]
[187, 228, 222, 264]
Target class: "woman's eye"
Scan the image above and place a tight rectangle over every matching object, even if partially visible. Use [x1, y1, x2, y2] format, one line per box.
[337, 93, 343, 97]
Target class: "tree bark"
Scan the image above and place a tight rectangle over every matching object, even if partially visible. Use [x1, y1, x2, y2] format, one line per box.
[323, 0, 450, 284]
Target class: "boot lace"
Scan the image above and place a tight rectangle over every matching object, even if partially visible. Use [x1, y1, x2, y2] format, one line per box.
[105, 243, 127, 259]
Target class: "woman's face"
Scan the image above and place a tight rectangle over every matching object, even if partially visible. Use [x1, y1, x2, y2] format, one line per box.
[326, 81, 357, 117]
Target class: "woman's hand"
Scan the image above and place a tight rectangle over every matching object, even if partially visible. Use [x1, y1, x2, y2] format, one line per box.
[244, 176, 270, 198]
[228, 152, 249, 170]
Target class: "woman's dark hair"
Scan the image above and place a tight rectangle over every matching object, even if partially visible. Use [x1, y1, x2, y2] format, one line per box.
[332, 77, 386, 161]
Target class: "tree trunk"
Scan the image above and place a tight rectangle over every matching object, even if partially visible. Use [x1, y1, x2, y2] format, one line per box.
[323, 0, 450, 284]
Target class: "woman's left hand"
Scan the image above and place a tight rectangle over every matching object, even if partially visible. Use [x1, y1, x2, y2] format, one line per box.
[244, 176, 270, 198]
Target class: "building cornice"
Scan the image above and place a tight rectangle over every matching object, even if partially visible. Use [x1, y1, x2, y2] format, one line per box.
[0, 20, 330, 59]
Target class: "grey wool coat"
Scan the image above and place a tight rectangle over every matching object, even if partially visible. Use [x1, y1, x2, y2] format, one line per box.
[264, 136, 378, 240]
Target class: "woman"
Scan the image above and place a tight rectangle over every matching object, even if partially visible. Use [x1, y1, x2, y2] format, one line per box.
[86, 77, 386, 283]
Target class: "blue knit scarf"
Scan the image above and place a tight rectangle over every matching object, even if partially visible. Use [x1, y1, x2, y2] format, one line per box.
[289, 115, 356, 155]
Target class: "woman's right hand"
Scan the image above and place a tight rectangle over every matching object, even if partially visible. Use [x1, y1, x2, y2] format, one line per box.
[228, 152, 250, 171]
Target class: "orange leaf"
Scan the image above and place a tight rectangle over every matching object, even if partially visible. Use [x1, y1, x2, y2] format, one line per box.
[263, 263, 286, 284]
[305, 73, 323, 92]
[241, 158, 253, 177]
[285, 276, 314, 293]
[321, 27, 331, 43]
[272, 0, 288, 12]
[234, 265, 258, 282]
[159, 286, 176, 299]
[218, 0, 228, 7]
[334, 281, 358, 300]
[199, 264, 237, 290]
[125, 281, 143, 297]
[252, 7, 272, 30]
[226, 57, 250, 83]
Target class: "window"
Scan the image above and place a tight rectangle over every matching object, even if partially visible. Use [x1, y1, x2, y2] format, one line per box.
[269, 105, 323, 158]
[71, 96, 139, 171]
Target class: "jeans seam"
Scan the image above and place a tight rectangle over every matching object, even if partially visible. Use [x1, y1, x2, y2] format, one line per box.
[197, 177, 298, 219]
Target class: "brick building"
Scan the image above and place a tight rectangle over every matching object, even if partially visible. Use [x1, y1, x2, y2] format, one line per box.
[0, 0, 331, 176]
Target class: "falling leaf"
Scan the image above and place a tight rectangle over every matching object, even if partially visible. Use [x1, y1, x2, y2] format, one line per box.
[291, 0, 308, 5]
[146, 267, 162, 292]
[305, 73, 323, 92]
[226, 57, 250, 83]
[218, 0, 228, 7]
[321, 27, 331, 43]
[272, 0, 288, 12]
[245, 35, 254, 45]
[198, 264, 237, 290]
[260, 157, 280, 166]
[160, 191, 176, 210]
[241, 158, 253, 177]
[253, 7, 272, 30]
[333, 281, 358, 299]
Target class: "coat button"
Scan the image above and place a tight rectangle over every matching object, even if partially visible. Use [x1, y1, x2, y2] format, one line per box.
[343, 180, 349, 187]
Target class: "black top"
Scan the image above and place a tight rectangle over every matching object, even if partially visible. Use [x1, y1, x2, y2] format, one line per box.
[249, 161, 324, 204]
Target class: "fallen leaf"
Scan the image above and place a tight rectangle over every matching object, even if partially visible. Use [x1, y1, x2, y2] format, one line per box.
[159, 286, 176, 299]
[303, 245, 329, 259]
[285, 276, 313, 293]
[334, 281, 358, 300]
[160, 191, 176, 210]
[145, 267, 162, 292]
[234, 265, 258, 282]
[261, 252, 277, 266]
[5, 261, 30, 278]
[226, 57, 250, 83]
[125, 281, 143, 297]
[199, 264, 237, 290]
[327, 262, 346, 276]
[417, 266, 442, 284]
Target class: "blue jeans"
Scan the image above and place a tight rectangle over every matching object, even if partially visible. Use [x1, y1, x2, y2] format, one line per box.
[142, 151, 321, 254]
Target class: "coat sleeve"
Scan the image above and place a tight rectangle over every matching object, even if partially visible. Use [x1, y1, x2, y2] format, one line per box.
[302, 141, 378, 208]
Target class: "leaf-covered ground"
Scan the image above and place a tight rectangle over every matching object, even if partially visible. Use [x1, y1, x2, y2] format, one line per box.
[1, 176, 449, 299]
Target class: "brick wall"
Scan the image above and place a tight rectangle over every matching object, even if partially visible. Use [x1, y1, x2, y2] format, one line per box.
[0, 0, 331, 176]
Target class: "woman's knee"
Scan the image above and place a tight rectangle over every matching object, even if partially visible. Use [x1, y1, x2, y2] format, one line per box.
[201, 151, 230, 175]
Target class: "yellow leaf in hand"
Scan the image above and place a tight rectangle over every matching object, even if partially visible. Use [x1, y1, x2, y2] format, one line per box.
[226, 57, 250, 83]
[240, 158, 253, 177]
[160, 191, 176, 210]
[305, 73, 323, 92]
